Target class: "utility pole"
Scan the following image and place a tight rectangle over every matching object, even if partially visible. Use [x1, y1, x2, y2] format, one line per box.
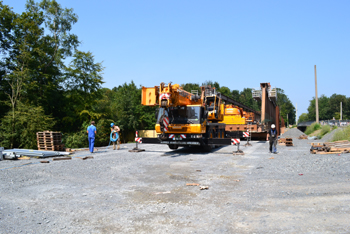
[296, 103, 298, 125]
[314, 65, 319, 123]
[340, 102, 342, 120]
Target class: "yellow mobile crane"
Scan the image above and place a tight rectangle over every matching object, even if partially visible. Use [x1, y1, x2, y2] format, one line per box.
[140, 83, 230, 150]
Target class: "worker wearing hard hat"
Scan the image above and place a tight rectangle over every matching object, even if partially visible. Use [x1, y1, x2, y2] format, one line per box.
[110, 123, 120, 150]
[268, 124, 278, 153]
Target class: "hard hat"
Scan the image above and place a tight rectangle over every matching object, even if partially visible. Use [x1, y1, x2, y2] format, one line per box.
[271, 124, 276, 128]
[110, 123, 114, 127]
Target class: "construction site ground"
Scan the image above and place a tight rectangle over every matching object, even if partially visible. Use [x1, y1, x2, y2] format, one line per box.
[1, 129, 350, 233]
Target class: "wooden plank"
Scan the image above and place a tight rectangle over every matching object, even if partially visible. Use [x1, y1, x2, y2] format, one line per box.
[329, 147, 350, 152]
[186, 183, 200, 186]
[37, 143, 64, 147]
[325, 143, 350, 148]
[316, 151, 342, 155]
[52, 157, 71, 161]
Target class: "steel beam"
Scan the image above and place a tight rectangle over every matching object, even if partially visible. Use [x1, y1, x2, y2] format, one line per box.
[217, 93, 261, 116]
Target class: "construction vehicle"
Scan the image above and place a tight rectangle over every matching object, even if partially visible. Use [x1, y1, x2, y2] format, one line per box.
[138, 82, 284, 149]
[140, 83, 230, 150]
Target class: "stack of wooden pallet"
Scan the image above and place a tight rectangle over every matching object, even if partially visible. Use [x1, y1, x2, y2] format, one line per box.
[310, 140, 350, 154]
[277, 138, 293, 146]
[286, 138, 293, 146]
[37, 131, 65, 151]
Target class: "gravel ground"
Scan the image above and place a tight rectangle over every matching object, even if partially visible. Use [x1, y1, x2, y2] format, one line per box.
[280, 128, 305, 138]
[1, 139, 350, 233]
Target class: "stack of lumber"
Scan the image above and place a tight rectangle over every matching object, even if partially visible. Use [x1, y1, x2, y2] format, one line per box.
[298, 134, 308, 139]
[37, 131, 65, 151]
[310, 140, 350, 154]
[286, 138, 293, 146]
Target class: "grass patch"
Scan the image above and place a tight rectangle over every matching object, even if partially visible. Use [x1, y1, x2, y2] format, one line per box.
[304, 122, 321, 135]
[317, 125, 331, 139]
[332, 125, 350, 142]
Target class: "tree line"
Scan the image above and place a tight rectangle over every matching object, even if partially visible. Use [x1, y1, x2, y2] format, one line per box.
[298, 94, 350, 123]
[0, 0, 296, 149]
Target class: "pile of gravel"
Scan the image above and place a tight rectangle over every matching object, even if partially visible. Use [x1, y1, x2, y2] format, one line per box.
[280, 128, 305, 138]
[319, 128, 342, 142]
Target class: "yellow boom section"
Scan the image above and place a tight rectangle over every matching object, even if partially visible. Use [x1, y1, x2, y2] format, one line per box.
[141, 83, 202, 107]
[220, 105, 246, 125]
[141, 86, 159, 106]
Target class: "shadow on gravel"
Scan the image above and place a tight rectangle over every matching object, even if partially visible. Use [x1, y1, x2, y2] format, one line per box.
[161, 146, 224, 157]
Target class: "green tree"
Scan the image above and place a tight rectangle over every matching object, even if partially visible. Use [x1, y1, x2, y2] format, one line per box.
[22, 0, 79, 120]
[0, 0, 104, 149]
[298, 113, 309, 124]
[0, 1, 16, 93]
[239, 88, 260, 111]
[63, 50, 104, 130]
[328, 94, 347, 120]
[308, 95, 331, 120]
[218, 86, 231, 97]
[113, 81, 156, 142]
[0, 102, 55, 149]
[1, 1, 46, 146]
[276, 88, 296, 125]
[181, 83, 201, 95]
[231, 90, 240, 101]
[202, 80, 220, 90]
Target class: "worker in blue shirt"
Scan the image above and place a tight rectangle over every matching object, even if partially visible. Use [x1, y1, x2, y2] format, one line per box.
[87, 121, 97, 153]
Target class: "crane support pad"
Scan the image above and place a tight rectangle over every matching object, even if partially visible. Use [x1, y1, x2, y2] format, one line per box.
[139, 138, 161, 144]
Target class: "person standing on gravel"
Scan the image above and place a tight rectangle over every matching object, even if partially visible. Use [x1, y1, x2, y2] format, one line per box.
[268, 124, 278, 153]
[87, 121, 97, 153]
[110, 123, 120, 150]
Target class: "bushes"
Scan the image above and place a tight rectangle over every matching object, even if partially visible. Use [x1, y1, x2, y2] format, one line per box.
[332, 125, 350, 142]
[63, 119, 114, 149]
[304, 122, 321, 135]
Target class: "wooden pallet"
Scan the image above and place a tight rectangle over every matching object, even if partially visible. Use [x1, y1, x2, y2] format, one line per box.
[278, 138, 286, 143]
[37, 141, 62, 146]
[38, 145, 65, 151]
[37, 131, 64, 151]
[285, 138, 293, 146]
[310, 140, 350, 154]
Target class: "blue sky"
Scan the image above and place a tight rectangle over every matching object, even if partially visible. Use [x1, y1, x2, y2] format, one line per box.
[4, 0, 350, 120]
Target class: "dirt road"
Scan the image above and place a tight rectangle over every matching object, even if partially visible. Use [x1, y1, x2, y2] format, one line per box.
[1, 136, 350, 233]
